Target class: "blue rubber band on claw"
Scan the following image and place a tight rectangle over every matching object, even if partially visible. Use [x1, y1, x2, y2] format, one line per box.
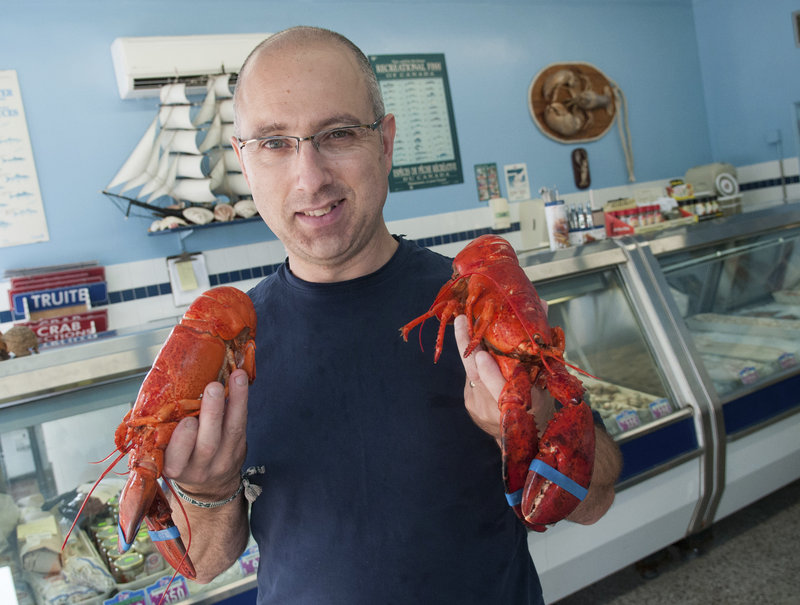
[505, 489, 523, 507]
[529, 459, 588, 501]
[149, 526, 181, 542]
[117, 523, 134, 552]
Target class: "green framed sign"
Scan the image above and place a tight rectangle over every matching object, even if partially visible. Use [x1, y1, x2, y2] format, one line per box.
[369, 53, 463, 193]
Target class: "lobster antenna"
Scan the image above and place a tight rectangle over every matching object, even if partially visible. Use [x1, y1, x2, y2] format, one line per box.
[91, 441, 132, 465]
[157, 479, 194, 605]
[61, 449, 129, 549]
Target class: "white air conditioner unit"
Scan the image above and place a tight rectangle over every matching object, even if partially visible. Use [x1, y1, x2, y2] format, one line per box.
[110, 33, 271, 99]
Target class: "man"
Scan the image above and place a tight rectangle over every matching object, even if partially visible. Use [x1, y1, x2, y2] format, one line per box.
[163, 26, 621, 604]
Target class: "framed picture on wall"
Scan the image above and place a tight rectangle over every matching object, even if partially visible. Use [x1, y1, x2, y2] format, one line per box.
[369, 54, 463, 193]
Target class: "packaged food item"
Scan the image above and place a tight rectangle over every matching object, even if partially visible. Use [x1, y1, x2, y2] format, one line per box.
[544, 199, 570, 250]
[144, 552, 166, 575]
[101, 536, 124, 566]
[112, 551, 145, 583]
[134, 526, 155, 555]
[16, 515, 62, 575]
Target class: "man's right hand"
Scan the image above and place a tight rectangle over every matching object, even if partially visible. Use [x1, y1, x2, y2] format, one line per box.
[163, 368, 250, 502]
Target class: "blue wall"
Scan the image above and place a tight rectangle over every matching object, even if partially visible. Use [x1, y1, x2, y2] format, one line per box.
[693, 0, 800, 166]
[0, 0, 790, 274]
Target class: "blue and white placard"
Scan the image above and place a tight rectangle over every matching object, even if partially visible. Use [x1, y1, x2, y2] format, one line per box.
[0, 70, 49, 248]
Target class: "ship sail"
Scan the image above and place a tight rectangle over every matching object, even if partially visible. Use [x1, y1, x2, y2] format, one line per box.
[102, 74, 254, 231]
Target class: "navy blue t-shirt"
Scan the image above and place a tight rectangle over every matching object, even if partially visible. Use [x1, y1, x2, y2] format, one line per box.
[245, 236, 543, 604]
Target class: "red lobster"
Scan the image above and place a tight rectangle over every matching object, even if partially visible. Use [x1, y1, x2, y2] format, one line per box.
[401, 235, 594, 531]
[63, 286, 257, 578]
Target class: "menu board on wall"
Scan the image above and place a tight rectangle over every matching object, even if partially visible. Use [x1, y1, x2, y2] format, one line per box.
[0, 70, 49, 248]
[369, 54, 463, 192]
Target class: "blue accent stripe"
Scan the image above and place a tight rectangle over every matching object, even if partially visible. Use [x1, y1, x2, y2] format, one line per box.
[722, 372, 800, 436]
[618, 415, 698, 483]
[529, 459, 589, 501]
[149, 526, 181, 542]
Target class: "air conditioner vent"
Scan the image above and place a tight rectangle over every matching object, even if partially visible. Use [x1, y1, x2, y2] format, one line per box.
[131, 74, 239, 94]
[110, 33, 268, 99]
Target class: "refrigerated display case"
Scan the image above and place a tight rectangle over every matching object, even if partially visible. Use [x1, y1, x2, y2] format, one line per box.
[0, 322, 258, 605]
[642, 202, 800, 526]
[516, 238, 713, 603]
[525, 202, 800, 602]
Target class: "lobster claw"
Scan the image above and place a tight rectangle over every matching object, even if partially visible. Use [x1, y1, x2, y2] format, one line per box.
[117, 466, 157, 549]
[144, 483, 196, 579]
[521, 402, 595, 528]
[116, 469, 196, 579]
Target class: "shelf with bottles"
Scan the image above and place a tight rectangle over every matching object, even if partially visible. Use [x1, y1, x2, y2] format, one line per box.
[603, 197, 696, 238]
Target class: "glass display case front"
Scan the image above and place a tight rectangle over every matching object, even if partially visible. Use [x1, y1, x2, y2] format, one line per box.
[521, 245, 702, 487]
[0, 329, 258, 605]
[658, 223, 800, 428]
[537, 268, 674, 437]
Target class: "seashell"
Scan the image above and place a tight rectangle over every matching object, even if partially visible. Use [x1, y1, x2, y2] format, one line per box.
[183, 206, 215, 225]
[213, 203, 236, 222]
[234, 199, 258, 218]
[0, 331, 9, 360]
[3, 325, 38, 357]
[160, 216, 189, 230]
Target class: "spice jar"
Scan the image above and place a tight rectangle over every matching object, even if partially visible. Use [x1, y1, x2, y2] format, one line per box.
[90, 518, 115, 541]
[101, 536, 124, 566]
[113, 552, 145, 583]
[134, 527, 155, 555]
[144, 552, 166, 575]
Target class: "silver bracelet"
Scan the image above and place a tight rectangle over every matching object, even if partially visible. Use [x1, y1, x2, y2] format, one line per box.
[170, 478, 244, 509]
[169, 466, 265, 508]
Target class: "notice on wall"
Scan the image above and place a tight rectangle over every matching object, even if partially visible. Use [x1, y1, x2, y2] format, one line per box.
[370, 54, 463, 192]
[474, 163, 501, 202]
[0, 70, 49, 248]
[504, 163, 531, 202]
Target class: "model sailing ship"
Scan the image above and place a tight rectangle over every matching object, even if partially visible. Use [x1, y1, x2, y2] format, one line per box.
[102, 74, 258, 231]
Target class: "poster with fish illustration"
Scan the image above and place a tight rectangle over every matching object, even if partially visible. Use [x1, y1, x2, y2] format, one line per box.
[0, 70, 49, 248]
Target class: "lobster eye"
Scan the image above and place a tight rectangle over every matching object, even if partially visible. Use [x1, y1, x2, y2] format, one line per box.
[533, 334, 543, 344]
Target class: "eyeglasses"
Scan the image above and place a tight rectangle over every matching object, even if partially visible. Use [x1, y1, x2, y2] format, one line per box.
[236, 116, 385, 166]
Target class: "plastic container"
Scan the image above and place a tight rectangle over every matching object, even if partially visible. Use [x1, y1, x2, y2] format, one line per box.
[544, 199, 570, 250]
[112, 552, 145, 583]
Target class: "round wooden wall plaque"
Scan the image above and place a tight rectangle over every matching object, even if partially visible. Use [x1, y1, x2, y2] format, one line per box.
[529, 62, 618, 144]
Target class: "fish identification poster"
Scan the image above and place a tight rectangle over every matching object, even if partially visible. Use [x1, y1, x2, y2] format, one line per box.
[0, 70, 49, 248]
[369, 54, 463, 193]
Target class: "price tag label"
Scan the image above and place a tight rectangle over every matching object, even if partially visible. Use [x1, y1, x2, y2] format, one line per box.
[615, 409, 641, 432]
[649, 398, 673, 419]
[239, 543, 260, 576]
[146, 575, 189, 604]
[104, 589, 146, 605]
[738, 366, 758, 385]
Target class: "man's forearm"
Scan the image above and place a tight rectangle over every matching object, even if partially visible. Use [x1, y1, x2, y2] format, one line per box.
[567, 426, 622, 525]
[169, 490, 250, 583]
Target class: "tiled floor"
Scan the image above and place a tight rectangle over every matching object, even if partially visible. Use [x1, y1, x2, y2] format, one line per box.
[554, 478, 800, 604]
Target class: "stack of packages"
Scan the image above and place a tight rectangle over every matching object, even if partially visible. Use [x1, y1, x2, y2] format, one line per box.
[3, 262, 109, 355]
